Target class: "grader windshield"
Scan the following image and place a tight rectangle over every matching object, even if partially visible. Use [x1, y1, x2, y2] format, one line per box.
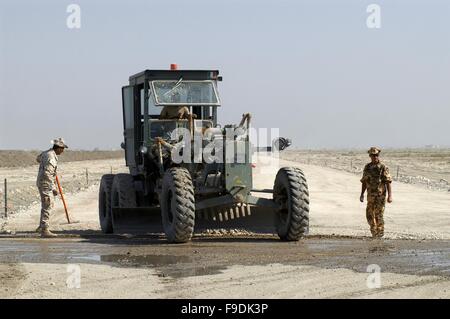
[150, 80, 220, 106]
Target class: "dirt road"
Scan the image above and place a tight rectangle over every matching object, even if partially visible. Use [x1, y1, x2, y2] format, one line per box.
[0, 155, 449, 298]
[1, 237, 449, 298]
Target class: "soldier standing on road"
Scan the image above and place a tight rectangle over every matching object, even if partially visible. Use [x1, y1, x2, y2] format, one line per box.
[360, 147, 393, 238]
[36, 138, 68, 238]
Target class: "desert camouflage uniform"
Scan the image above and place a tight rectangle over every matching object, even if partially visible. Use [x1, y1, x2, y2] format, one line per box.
[361, 162, 392, 237]
[159, 106, 190, 119]
[36, 149, 58, 229]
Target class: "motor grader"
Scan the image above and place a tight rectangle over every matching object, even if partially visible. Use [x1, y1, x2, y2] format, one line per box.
[98, 66, 309, 243]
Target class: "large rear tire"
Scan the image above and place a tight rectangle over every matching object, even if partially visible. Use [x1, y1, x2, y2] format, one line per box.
[160, 167, 195, 243]
[110, 174, 137, 231]
[273, 167, 309, 241]
[99, 174, 115, 233]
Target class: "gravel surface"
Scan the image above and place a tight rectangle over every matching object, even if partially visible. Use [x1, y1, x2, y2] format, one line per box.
[0, 152, 449, 298]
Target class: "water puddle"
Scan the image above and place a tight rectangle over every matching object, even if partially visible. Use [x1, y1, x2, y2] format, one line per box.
[0, 238, 449, 279]
[98, 254, 224, 278]
[100, 254, 190, 267]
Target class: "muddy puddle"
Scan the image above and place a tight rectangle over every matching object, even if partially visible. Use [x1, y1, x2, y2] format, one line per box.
[99, 254, 224, 278]
[0, 236, 449, 279]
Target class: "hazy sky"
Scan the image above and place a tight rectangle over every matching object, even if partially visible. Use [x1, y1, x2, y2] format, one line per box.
[0, 0, 449, 150]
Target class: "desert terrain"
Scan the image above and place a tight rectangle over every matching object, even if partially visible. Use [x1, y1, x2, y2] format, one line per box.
[281, 149, 450, 192]
[0, 149, 449, 298]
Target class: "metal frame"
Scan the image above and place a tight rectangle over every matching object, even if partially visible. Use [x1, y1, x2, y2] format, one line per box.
[150, 80, 221, 106]
[129, 70, 221, 86]
[122, 69, 280, 212]
[143, 81, 149, 148]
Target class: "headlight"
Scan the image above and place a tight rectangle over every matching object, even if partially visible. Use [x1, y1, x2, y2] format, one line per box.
[140, 146, 148, 154]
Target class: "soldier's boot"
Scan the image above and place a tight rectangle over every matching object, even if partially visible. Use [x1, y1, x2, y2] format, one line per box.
[41, 228, 57, 238]
[375, 228, 384, 238]
[35, 226, 42, 233]
[376, 217, 384, 238]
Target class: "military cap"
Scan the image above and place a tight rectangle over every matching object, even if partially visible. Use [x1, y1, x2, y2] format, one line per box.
[52, 138, 69, 149]
[368, 147, 381, 155]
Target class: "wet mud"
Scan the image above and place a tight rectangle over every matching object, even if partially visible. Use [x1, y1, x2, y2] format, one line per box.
[0, 236, 449, 280]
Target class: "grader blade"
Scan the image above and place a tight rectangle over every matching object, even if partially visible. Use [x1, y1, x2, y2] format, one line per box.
[194, 204, 277, 234]
[110, 205, 277, 235]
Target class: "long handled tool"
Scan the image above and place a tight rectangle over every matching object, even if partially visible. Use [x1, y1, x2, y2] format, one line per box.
[55, 175, 71, 224]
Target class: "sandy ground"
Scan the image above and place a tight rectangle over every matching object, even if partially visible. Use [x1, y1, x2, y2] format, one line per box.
[281, 149, 450, 192]
[0, 150, 123, 168]
[1, 237, 449, 299]
[0, 154, 449, 298]
[1, 261, 448, 299]
[0, 158, 126, 214]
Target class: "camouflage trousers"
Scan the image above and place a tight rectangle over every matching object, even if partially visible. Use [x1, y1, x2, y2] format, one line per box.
[38, 188, 54, 229]
[366, 196, 385, 238]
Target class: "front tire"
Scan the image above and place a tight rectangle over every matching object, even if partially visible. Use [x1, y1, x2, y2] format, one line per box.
[99, 174, 115, 233]
[273, 167, 309, 241]
[160, 167, 195, 243]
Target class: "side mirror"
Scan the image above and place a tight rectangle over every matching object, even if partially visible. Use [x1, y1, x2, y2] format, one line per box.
[272, 137, 292, 152]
